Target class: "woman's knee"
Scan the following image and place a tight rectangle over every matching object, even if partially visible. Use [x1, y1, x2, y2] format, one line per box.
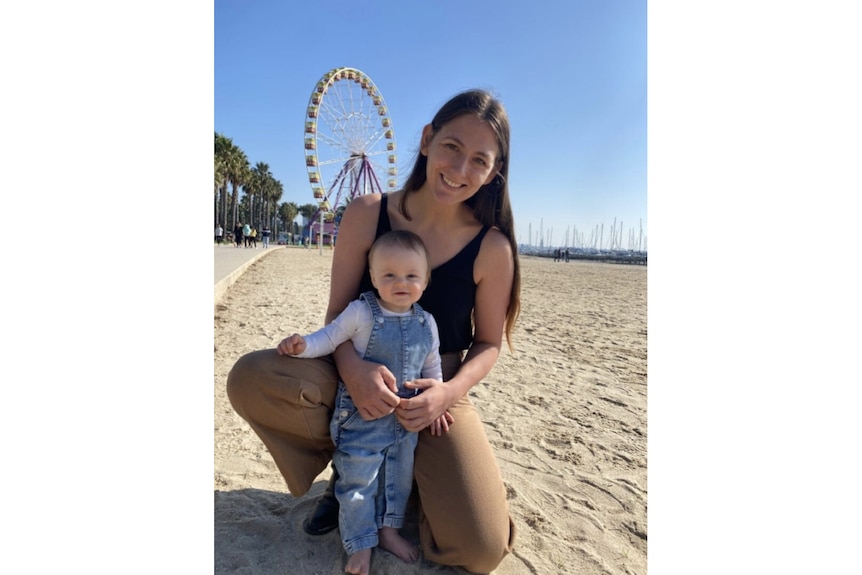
[419, 515, 513, 574]
[226, 349, 274, 414]
[460, 521, 514, 574]
[226, 350, 339, 416]
[226, 350, 253, 394]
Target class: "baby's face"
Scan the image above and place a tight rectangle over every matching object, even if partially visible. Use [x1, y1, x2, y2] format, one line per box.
[369, 245, 429, 313]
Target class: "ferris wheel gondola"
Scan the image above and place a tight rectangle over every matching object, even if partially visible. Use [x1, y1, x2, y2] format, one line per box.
[304, 67, 398, 240]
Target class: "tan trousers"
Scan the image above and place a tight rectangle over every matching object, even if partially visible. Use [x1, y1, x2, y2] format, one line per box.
[226, 349, 515, 573]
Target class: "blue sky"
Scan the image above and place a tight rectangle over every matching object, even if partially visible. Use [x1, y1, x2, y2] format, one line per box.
[215, 0, 647, 250]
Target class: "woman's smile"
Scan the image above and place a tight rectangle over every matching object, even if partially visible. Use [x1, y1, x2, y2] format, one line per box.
[441, 174, 465, 189]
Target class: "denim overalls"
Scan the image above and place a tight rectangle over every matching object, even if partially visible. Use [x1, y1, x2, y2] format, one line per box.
[330, 291, 435, 555]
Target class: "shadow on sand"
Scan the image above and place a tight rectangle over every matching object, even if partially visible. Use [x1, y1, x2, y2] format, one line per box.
[215, 482, 462, 574]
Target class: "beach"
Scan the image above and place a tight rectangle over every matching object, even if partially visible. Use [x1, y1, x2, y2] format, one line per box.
[214, 247, 647, 574]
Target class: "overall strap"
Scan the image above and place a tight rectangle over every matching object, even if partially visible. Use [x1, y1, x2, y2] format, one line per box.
[360, 291, 383, 318]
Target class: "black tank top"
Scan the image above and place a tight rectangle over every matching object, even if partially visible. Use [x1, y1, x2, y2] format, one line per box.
[357, 194, 489, 354]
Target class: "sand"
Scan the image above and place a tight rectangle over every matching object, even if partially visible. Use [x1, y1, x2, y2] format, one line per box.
[214, 247, 647, 574]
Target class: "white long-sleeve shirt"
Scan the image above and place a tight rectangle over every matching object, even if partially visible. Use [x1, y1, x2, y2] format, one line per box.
[297, 298, 443, 381]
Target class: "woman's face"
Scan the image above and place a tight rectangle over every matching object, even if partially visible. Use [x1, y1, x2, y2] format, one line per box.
[420, 114, 500, 206]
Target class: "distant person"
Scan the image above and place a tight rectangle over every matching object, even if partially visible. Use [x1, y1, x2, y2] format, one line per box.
[278, 230, 449, 574]
[215, 224, 223, 245]
[261, 225, 271, 248]
[233, 223, 243, 248]
[243, 223, 252, 248]
[564, 248, 570, 262]
[250, 227, 258, 248]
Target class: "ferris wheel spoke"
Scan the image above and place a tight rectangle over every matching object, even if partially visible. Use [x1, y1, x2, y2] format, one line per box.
[315, 131, 351, 152]
[365, 148, 388, 158]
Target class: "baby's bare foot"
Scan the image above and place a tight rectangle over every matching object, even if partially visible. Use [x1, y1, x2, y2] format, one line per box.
[378, 527, 418, 563]
[345, 548, 371, 575]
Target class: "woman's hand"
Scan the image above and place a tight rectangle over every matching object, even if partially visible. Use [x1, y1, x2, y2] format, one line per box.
[395, 379, 455, 433]
[339, 352, 401, 421]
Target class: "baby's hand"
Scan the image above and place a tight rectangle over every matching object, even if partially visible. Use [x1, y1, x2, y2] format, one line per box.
[429, 410, 454, 436]
[277, 333, 306, 356]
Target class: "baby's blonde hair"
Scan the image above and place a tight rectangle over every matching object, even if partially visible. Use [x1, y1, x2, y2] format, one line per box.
[368, 230, 431, 280]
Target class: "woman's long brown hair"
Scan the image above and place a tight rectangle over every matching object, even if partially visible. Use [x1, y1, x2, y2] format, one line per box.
[399, 89, 521, 350]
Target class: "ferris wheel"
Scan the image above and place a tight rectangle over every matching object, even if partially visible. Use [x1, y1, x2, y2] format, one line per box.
[304, 67, 398, 234]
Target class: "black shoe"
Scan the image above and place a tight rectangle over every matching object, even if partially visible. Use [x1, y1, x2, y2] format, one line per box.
[302, 469, 339, 536]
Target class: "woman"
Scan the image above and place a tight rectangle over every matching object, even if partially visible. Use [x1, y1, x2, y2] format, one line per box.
[233, 222, 243, 248]
[242, 222, 252, 248]
[227, 89, 521, 574]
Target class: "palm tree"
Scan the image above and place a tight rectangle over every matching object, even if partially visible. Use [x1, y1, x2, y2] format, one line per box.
[215, 133, 234, 229]
[265, 178, 284, 231]
[214, 154, 226, 227]
[247, 161, 270, 228]
[280, 201, 299, 240]
[214, 133, 250, 230]
[298, 202, 320, 244]
[227, 150, 250, 228]
[298, 203, 317, 222]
